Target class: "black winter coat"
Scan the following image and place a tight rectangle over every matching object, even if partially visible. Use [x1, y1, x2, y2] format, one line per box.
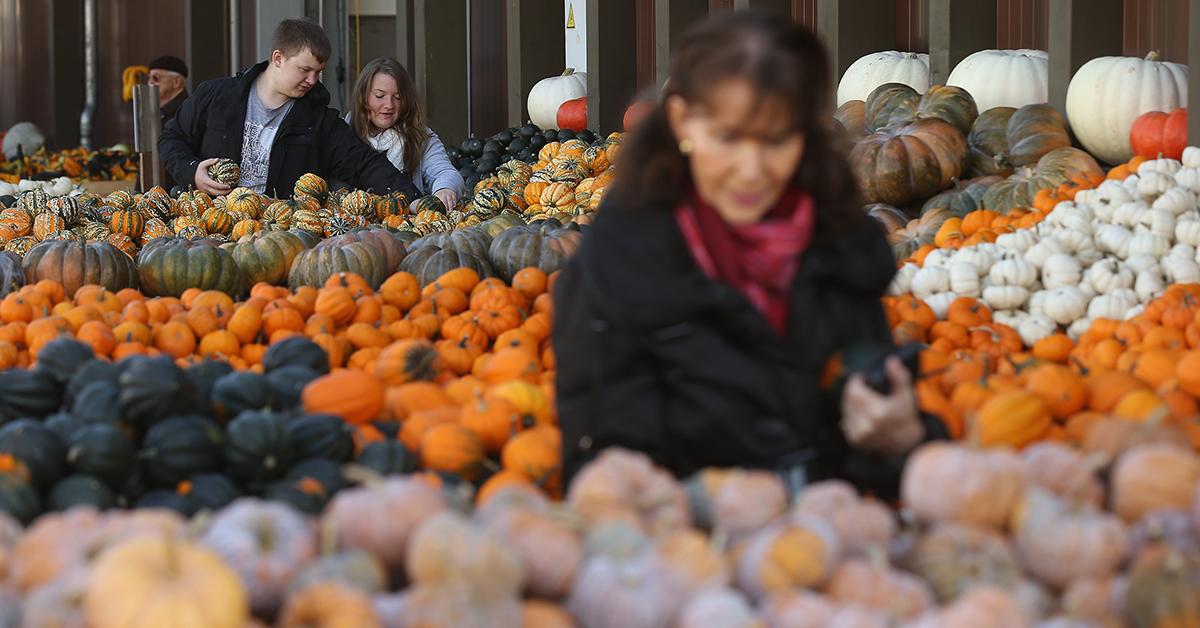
[159, 61, 419, 200]
[552, 201, 946, 499]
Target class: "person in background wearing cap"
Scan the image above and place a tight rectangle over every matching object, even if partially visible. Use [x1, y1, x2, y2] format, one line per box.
[148, 55, 189, 125]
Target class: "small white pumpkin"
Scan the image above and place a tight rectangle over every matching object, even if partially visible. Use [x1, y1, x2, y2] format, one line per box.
[1124, 253, 1161, 274]
[1095, 225, 1134, 257]
[1138, 207, 1177, 238]
[1162, 256, 1200, 284]
[1137, 171, 1176, 200]
[911, 266, 951, 300]
[1151, 186, 1197, 215]
[946, 49, 1048, 112]
[984, 285, 1030, 310]
[1127, 232, 1171, 258]
[1170, 243, 1196, 260]
[922, 248, 952, 269]
[1088, 292, 1138, 321]
[948, 263, 982, 298]
[1112, 201, 1150, 228]
[1028, 290, 1048, 316]
[888, 263, 919, 296]
[1174, 167, 1200, 193]
[989, 258, 1038, 288]
[1065, 52, 1188, 165]
[1075, 244, 1105, 268]
[1041, 254, 1082, 290]
[1085, 259, 1134, 294]
[951, 248, 994, 275]
[1052, 229, 1094, 255]
[996, 229, 1038, 254]
[1024, 239, 1066, 269]
[837, 51, 930, 106]
[993, 309, 1028, 329]
[1017, 313, 1057, 347]
[1067, 317, 1093, 341]
[1137, 158, 1183, 176]
[1175, 218, 1200, 246]
[924, 292, 960, 321]
[1042, 287, 1089, 325]
[1135, 268, 1167, 302]
[1184, 146, 1200, 168]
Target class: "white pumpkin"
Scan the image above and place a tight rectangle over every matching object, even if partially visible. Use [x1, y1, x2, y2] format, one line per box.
[984, 285, 1030, 310]
[993, 309, 1028, 329]
[1028, 290, 1048, 316]
[1017, 313, 1057, 347]
[1176, 219, 1200, 246]
[1174, 167, 1200, 193]
[1125, 304, 1146, 320]
[837, 51, 929, 106]
[989, 258, 1038, 287]
[1067, 317, 1093, 341]
[1137, 171, 1175, 200]
[1024, 239, 1066, 269]
[1112, 201, 1149, 228]
[1170, 243, 1197, 260]
[1127, 232, 1171, 258]
[1088, 292, 1138, 321]
[1138, 207, 1177, 238]
[1065, 52, 1189, 165]
[948, 263, 982, 298]
[922, 248, 951, 269]
[1162, 256, 1200, 284]
[996, 229, 1038, 254]
[1052, 229, 1094, 255]
[1042, 287, 1089, 325]
[911, 266, 950, 300]
[1125, 253, 1161, 275]
[1184, 146, 1200, 168]
[1041, 254, 1082, 290]
[1151, 187, 1197, 215]
[1135, 268, 1167, 302]
[946, 49, 1048, 112]
[1095, 225, 1134, 258]
[1085, 259, 1134, 294]
[527, 68, 588, 130]
[925, 292, 959, 320]
[888, 263, 919, 296]
[1137, 158, 1183, 176]
[951, 248, 994, 274]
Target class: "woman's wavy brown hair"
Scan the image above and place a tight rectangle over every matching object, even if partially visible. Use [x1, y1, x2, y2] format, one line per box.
[349, 57, 428, 173]
[605, 11, 865, 231]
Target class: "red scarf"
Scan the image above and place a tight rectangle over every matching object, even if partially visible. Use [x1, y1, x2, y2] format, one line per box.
[675, 188, 816, 335]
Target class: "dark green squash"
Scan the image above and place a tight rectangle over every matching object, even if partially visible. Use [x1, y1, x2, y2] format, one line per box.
[211, 371, 275, 423]
[0, 251, 25, 299]
[265, 365, 321, 411]
[70, 380, 123, 425]
[221, 229, 310, 286]
[288, 228, 408, 290]
[66, 423, 135, 490]
[920, 176, 1003, 218]
[118, 355, 190, 433]
[224, 411, 294, 486]
[865, 83, 921, 132]
[135, 489, 197, 516]
[139, 415, 224, 488]
[262, 336, 331, 375]
[487, 221, 583, 282]
[136, 236, 248, 298]
[47, 474, 116, 511]
[285, 457, 349, 494]
[0, 419, 67, 493]
[372, 419, 401, 440]
[183, 359, 236, 417]
[34, 337, 95, 385]
[287, 414, 355, 462]
[0, 369, 63, 422]
[21, 239, 139, 296]
[288, 228, 323, 248]
[44, 412, 83, 442]
[0, 472, 41, 524]
[180, 472, 241, 512]
[400, 244, 496, 287]
[262, 478, 328, 515]
[65, 358, 123, 407]
[356, 441, 419, 476]
[408, 227, 493, 260]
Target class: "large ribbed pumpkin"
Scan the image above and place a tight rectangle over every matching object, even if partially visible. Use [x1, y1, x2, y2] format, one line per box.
[22, 240, 139, 296]
[400, 246, 495, 287]
[864, 83, 978, 135]
[136, 237, 248, 298]
[982, 146, 1102, 213]
[967, 107, 1017, 177]
[222, 229, 311, 286]
[0, 251, 25, 298]
[288, 242, 388, 290]
[409, 228, 493, 261]
[488, 221, 583, 282]
[850, 118, 969, 206]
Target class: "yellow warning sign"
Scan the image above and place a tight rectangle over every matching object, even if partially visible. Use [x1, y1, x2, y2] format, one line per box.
[567, 2, 575, 28]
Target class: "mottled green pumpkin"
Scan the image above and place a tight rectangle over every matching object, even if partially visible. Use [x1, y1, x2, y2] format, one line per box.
[288, 241, 388, 289]
[982, 147, 1103, 213]
[835, 100, 868, 143]
[497, 160, 533, 191]
[21, 239, 139, 296]
[400, 245, 496, 286]
[292, 209, 325, 234]
[136, 236, 248, 297]
[850, 118, 969, 206]
[967, 107, 1017, 177]
[0, 251, 25, 299]
[487, 221, 583, 282]
[1006, 104, 1071, 168]
[222, 229, 311, 286]
[920, 176, 1002, 218]
[478, 211, 527, 238]
[865, 82, 978, 135]
[137, 187, 177, 221]
[409, 227, 493, 261]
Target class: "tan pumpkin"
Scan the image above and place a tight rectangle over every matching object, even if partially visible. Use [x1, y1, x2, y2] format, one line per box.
[911, 586, 1033, 628]
[906, 522, 1025, 603]
[1020, 441, 1104, 506]
[484, 504, 583, 599]
[759, 591, 838, 628]
[565, 448, 689, 535]
[406, 511, 524, 598]
[520, 600, 576, 628]
[900, 442, 1027, 529]
[1010, 487, 1129, 589]
[792, 480, 897, 558]
[323, 477, 446, 570]
[1112, 443, 1200, 523]
[1124, 545, 1200, 628]
[396, 584, 523, 628]
[825, 557, 935, 620]
[676, 587, 761, 628]
[84, 536, 249, 628]
[277, 582, 381, 628]
[685, 468, 788, 544]
[734, 513, 841, 601]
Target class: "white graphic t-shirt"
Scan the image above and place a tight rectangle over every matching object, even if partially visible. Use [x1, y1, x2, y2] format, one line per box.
[239, 84, 295, 194]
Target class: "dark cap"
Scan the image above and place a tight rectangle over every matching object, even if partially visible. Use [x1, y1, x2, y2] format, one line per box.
[148, 55, 188, 78]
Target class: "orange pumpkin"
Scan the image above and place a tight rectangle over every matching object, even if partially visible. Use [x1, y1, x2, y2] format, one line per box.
[302, 370, 385, 425]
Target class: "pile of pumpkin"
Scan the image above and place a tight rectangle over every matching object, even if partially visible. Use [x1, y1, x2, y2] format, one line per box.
[0, 145, 138, 184]
[0, 437, 1197, 626]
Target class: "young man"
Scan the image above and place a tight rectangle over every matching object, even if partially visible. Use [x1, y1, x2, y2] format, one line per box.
[159, 18, 418, 199]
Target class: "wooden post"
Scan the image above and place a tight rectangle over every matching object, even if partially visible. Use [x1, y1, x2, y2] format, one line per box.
[506, 0, 565, 127]
[186, 0, 229, 86]
[1190, 0, 1200, 147]
[413, 0, 469, 144]
[928, 0, 996, 86]
[395, 0, 414, 74]
[586, 0, 639, 133]
[732, 0, 790, 13]
[816, 0, 896, 91]
[1047, 0, 1122, 116]
[653, 0, 708, 88]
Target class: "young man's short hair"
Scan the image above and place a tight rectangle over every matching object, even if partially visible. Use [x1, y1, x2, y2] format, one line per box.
[272, 18, 332, 64]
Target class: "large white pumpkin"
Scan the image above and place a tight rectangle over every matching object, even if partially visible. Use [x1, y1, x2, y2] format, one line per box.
[947, 49, 1048, 113]
[527, 68, 588, 130]
[837, 51, 929, 106]
[1066, 52, 1188, 165]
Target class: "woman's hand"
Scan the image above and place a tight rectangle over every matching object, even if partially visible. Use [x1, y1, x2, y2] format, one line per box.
[433, 188, 458, 210]
[840, 356, 924, 456]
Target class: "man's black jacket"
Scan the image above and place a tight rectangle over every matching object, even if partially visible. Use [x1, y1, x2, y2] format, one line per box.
[159, 61, 418, 199]
[552, 200, 946, 499]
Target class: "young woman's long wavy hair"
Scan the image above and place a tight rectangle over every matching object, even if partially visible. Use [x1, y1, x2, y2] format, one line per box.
[606, 11, 865, 232]
[349, 57, 428, 173]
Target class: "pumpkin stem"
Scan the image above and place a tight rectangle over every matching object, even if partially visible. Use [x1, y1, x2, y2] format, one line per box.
[341, 463, 385, 488]
[1145, 51, 1161, 62]
[561, 68, 576, 77]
